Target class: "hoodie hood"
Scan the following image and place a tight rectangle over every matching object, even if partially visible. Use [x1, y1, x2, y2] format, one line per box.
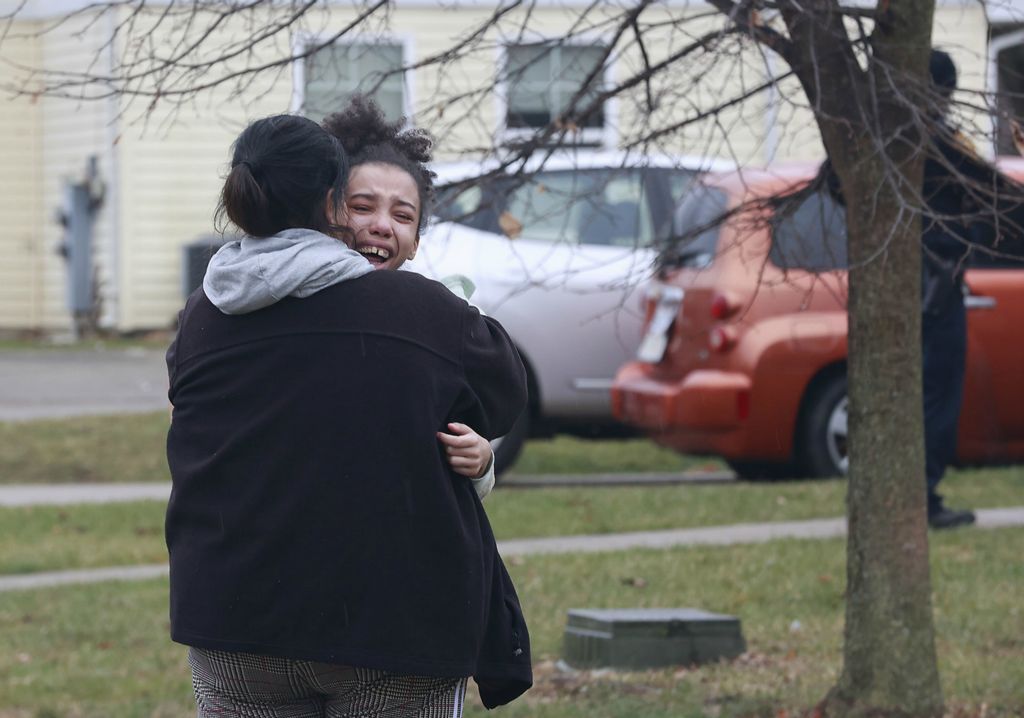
[203, 228, 374, 314]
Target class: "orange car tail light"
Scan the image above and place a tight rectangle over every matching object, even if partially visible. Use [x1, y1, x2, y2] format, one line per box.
[736, 389, 751, 421]
[709, 292, 736, 320]
[708, 326, 735, 352]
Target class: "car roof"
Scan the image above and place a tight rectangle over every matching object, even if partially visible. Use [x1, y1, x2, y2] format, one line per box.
[995, 156, 1024, 181]
[699, 162, 817, 199]
[705, 156, 1024, 199]
[430, 150, 735, 185]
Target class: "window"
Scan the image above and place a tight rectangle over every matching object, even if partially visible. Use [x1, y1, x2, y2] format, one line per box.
[991, 28, 1024, 156]
[303, 42, 405, 121]
[435, 184, 493, 231]
[435, 170, 651, 247]
[662, 170, 701, 208]
[770, 191, 848, 271]
[503, 43, 606, 141]
[663, 185, 729, 268]
[504, 170, 649, 246]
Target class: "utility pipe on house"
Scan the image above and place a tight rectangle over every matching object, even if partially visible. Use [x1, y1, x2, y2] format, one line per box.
[56, 156, 105, 340]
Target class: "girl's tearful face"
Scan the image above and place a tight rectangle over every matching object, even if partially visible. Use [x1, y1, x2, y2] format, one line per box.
[343, 162, 421, 271]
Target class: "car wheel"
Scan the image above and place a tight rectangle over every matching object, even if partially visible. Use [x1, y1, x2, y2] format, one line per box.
[492, 409, 529, 478]
[726, 460, 799, 481]
[798, 374, 849, 478]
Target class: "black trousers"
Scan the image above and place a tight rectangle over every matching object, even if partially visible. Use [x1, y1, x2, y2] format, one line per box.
[922, 298, 967, 514]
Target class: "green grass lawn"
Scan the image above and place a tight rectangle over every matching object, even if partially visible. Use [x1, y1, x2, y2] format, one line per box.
[0, 413, 713, 484]
[5, 409, 1024, 501]
[1, 527, 1021, 717]
[4, 465, 1021, 576]
[507, 435, 723, 475]
[0, 413, 173, 484]
[0, 502, 169, 575]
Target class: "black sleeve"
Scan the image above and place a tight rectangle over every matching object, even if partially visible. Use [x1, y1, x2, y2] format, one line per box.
[165, 309, 184, 395]
[166, 290, 203, 392]
[453, 305, 528, 440]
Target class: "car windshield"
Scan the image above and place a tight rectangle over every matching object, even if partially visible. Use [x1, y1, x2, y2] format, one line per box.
[769, 190, 848, 271]
[435, 168, 655, 247]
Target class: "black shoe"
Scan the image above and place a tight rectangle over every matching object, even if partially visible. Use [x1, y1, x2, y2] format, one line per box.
[928, 507, 976, 530]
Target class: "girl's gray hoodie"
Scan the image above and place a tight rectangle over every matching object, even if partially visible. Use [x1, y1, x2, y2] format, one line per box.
[202, 228, 373, 315]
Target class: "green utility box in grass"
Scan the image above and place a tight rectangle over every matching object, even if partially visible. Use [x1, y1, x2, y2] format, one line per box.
[563, 608, 746, 669]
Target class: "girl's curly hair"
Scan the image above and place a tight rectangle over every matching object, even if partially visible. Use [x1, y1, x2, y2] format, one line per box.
[322, 96, 436, 233]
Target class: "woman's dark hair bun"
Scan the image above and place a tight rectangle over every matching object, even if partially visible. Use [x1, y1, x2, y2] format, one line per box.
[223, 162, 275, 237]
[216, 114, 347, 238]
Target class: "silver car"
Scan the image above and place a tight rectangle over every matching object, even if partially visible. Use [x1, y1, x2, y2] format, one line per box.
[413, 151, 728, 472]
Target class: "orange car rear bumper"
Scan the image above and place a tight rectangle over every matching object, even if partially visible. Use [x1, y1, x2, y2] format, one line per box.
[612, 363, 752, 432]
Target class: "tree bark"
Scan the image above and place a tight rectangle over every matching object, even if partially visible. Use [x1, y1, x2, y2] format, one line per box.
[778, 2, 944, 715]
[825, 145, 943, 718]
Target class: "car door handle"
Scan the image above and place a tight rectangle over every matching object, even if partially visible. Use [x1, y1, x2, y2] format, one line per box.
[964, 295, 997, 310]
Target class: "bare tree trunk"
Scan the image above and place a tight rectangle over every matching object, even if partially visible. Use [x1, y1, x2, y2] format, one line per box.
[826, 147, 943, 718]
[792, 2, 944, 715]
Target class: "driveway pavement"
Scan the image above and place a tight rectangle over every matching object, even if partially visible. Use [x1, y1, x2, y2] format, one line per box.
[0, 348, 169, 421]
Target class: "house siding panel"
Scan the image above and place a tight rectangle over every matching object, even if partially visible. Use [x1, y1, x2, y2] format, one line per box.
[0, 25, 43, 329]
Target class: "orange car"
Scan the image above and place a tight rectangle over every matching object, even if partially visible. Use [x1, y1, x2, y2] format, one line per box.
[612, 160, 1024, 478]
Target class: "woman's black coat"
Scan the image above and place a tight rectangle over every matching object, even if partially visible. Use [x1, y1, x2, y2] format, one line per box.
[165, 269, 531, 707]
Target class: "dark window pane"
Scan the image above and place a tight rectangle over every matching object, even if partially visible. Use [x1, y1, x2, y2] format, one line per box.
[505, 44, 605, 131]
[305, 43, 404, 121]
[434, 181, 504, 234]
[667, 185, 728, 266]
[770, 191, 848, 270]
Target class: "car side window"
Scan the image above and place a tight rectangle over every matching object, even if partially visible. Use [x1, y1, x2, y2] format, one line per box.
[503, 170, 653, 247]
[770, 190, 848, 271]
[665, 170, 700, 207]
[663, 184, 728, 268]
[433, 183, 504, 234]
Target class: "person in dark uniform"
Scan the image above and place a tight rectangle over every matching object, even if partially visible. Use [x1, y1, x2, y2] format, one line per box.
[921, 49, 1024, 528]
[819, 50, 1024, 528]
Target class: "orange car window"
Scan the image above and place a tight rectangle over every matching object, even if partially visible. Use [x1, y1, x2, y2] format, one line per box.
[770, 190, 848, 271]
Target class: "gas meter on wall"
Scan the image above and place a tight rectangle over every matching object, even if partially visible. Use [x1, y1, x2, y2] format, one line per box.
[56, 156, 105, 336]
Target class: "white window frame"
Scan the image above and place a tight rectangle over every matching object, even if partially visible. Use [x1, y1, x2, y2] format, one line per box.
[291, 31, 416, 124]
[495, 34, 618, 149]
[987, 28, 1024, 158]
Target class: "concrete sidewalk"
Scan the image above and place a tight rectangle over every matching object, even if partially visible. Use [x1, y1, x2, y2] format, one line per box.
[3, 507, 1023, 593]
[0, 474, 735, 506]
[0, 482, 171, 506]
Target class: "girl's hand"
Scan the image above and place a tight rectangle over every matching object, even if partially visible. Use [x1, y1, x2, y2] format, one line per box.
[437, 422, 493, 478]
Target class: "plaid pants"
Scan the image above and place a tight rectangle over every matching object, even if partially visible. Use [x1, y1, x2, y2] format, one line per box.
[189, 647, 468, 718]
